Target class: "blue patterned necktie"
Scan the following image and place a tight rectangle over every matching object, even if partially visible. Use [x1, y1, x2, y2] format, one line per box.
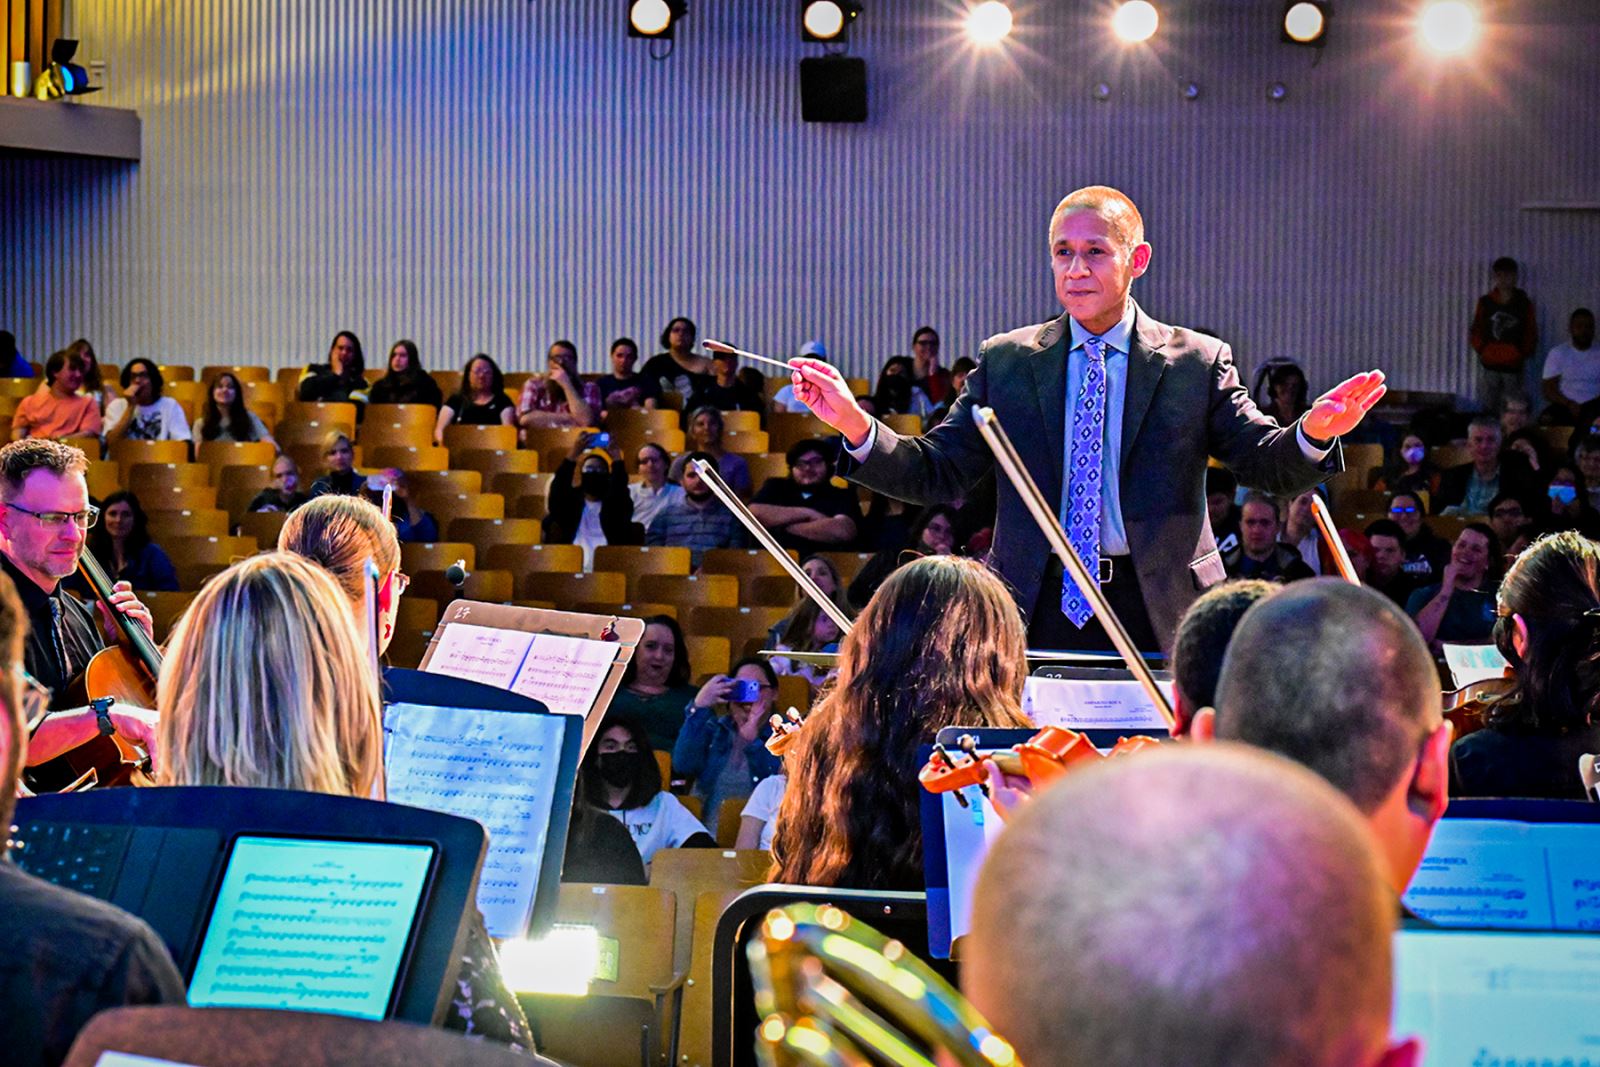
[1061, 337, 1107, 627]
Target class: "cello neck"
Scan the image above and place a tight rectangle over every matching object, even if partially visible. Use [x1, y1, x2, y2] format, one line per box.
[76, 549, 163, 676]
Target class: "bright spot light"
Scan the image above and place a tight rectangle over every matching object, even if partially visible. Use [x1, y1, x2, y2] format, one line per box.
[1112, 1, 1160, 43]
[1284, 2, 1326, 43]
[499, 925, 600, 995]
[966, 1, 1014, 45]
[803, 1, 846, 40]
[629, 0, 673, 36]
[1417, 0, 1479, 55]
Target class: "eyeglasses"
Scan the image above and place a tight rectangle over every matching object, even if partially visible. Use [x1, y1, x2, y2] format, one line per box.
[1390, 506, 1418, 515]
[381, 569, 411, 599]
[5, 502, 99, 529]
[17, 667, 50, 735]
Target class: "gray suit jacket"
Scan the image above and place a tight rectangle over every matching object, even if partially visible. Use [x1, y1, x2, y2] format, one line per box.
[842, 303, 1340, 650]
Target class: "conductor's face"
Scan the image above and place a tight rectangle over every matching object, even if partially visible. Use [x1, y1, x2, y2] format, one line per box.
[1051, 209, 1152, 335]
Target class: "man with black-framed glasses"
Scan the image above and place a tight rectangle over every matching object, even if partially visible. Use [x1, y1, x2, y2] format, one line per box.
[0, 440, 159, 778]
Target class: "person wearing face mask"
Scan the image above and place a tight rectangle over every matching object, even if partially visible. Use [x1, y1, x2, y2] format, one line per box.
[1372, 433, 1439, 503]
[628, 443, 684, 531]
[580, 715, 713, 870]
[1540, 464, 1600, 539]
[672, 657, 783, 831]
[644, 452, 747, 568]
[543, 435, 640, 569]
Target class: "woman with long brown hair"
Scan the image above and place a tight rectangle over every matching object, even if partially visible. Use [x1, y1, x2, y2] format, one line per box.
[770, 555, 1032, 890]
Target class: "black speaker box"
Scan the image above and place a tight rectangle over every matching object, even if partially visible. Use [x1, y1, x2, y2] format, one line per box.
[799, 56, 867, 123]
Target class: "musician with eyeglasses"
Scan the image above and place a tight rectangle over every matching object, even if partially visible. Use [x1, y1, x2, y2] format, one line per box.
[0, 440, 159, 770]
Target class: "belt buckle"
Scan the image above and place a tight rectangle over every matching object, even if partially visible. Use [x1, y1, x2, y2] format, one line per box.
[1098, 557, 1113, 584]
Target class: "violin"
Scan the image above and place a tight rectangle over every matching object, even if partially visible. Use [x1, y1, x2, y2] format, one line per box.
[918, 727, 1162, 809]
[29, 550, 159, 792]
[1440, 670, 1514, 742]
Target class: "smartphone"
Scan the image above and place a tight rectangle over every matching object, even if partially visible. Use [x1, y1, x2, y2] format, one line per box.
[587, 431, 611, 450]
[729, 679, 761, 703]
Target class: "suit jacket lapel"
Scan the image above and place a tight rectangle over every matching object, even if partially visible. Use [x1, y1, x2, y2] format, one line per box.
[1028, 313, 1071, 508]
[1122, 302, 1169, 468]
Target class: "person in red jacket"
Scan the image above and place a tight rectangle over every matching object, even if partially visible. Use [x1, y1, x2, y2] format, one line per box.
[1470, 255, 1538, 415]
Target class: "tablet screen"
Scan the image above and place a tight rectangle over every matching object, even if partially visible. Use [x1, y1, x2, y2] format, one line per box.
[187, 835, 436, 1020]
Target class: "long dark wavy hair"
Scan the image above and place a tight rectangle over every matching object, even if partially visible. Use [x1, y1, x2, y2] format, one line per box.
[326, 330, 366, 384]
[770, 556, 1032, 890]
[1489, 531, 1600, 736]
[198, 371, 260, 442]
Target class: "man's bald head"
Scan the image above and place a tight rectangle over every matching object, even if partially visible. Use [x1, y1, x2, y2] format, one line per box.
[1214, 579, 1440, 814]
[965, 746, 1397, 1067]
[1048, 185, 1146, 252]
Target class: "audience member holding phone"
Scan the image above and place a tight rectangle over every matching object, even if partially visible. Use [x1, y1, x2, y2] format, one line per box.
[543, 432, 640, 569]
[672, 657, 783, 830]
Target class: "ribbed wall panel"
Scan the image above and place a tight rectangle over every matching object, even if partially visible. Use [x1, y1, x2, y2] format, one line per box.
[3, 0, 1598, 400]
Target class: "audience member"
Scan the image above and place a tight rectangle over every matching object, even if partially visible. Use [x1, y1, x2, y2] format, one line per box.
[909, 325, 951, 405]
[80, 491, 178, 592]
[155, 552, 529, 1047]
[627, 442, 683, 531]
[374, 468, 438, 543]
[1388, 491, 1449, 583]
[606, 614, 699, 751]
[558, 802, 647, 886]
[847, 503, 957, 608]
[308, 430, 361, 498]
[367, 339, 443, 407]
[104, 359, 192, 444]
[277, 493, 404, 654]
[925, 354, 976, 425]
[1363, 519, 1416, 607]
[1470, 255, 1537, 413]
[0, 329, 32, 377]
[1406, 522, 1500, 649]
[579, 714, 713, 869]
[749, 439, 862, 557]
[1281, 487, 1323, 574]
[1499, 394, 1532, 439]
[518, 340, 599, 431]
[641, 316, 712, 400]
[1503, 425, 1551, 477]
[671, 656, 783, 830]
[1542, 307, 1598, 425]
[870, 355, 933, 420]
[686, 347, 764, 416]
[771, 341, 827, 413]
[1195, 579, 1450, 893]
[434, 353, 515, 445]
[0, 568, 185, 1067]
[668, 407, 752, 498]
[1486, 490, 1532, 563]
[1262, 361, 1310, 427]
[1337, 526, 1373, 582]
[10, 350, 101, 441]
[197, 371, 275, 447]
[1371, 432, 1439, 502]
[1541, 463, 1600, 538]
[1451, 531, 1600, 800]
[1434, 415, 1535, 516]
[1167, 578, 1275, 736]
[1574, 432, 1600, 511]
[767, 555, 849, 689]
[544, 438, 639, 569]
[297, 330, 369, 406]
[772, 556, 1032, 889]
[966, 746, 1410, 1067]
[1205, 466, 1241, 554]
[596, 336, 659, 414]
[247, 453, 309, 513]
[65, 339, 111, 412]
[645, 453, 746, 567]
[1222, 492, 1313, 583]
[735, 769, 786, 851]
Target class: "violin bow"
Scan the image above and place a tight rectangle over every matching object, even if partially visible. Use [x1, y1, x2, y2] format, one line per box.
[970, 406, 1175, 729]
[690, 458, 855, 636]
[1310, 493, 1360, 585]
[362, 556, 387, 800]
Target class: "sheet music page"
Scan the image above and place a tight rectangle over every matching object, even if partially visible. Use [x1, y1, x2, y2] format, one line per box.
[94, 1056, 204, 1067]
[1442, 641, 1510, 688]
[1022, 676, 1174, 731]
[508, 632, 619, 718]
[421, 622, 535, 690]
[186, 836, 434, 1020]
[384, 703, 566, 938]
[1404, 819, 1600, 930]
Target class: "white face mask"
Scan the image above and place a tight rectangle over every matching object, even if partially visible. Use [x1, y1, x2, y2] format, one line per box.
[1402, 446, 1426, 465]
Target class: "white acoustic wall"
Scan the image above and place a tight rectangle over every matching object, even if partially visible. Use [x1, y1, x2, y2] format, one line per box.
[2, 0, 1598, 399]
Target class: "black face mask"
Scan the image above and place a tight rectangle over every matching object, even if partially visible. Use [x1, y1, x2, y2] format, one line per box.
[597, 750, 641, 789]
[581, 470, 608, 497]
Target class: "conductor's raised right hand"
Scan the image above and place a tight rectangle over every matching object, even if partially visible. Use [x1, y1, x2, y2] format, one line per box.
[790, 358, 873, 449]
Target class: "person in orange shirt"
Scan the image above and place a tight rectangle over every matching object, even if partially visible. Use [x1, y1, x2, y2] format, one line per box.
[10, 350, 102, 441]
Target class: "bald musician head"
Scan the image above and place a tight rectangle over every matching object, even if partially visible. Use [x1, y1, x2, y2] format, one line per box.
[965, 746, 1416, 1067]
[1192, 578, 1450, 893]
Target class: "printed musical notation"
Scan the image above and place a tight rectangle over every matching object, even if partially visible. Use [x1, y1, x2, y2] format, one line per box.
[1022, 675, 1174, 731]
[186, 837, 434, 1020]
[423, 622, 617, 719]
[1403, 819, 1600, 931]
[384, 702, 566, 939]
[422, 623, 535, 690]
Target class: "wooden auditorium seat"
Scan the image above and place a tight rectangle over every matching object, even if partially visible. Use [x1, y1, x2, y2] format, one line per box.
[110, 439, 190, 479]
[448, 517, 542, 556]
[483, 542, 583, 575]
[684, 635, 731, 680]
[136, 484, 220, 514]
[454, 447, 541, 479]
[634, 573, 740, 610]
[367, 445, 451, 472]
[200, 363, 273, 384]
[196, 439, 276, 480]
[518, 570, 627, 606]
[442, 422, 518, 454]
[719, 410, 763, 434]
[684, 605, 789, 660]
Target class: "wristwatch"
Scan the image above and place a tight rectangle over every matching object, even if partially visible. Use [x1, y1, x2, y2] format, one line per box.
[91, 696, 117, 738]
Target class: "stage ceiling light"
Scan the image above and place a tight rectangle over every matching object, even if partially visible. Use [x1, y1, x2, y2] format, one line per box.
[1417, 0, 1479, 55]
[966, 2, 1014, 46]
[1282, 2, 1330, 45]
[802, 1, 861, 42]
[628, 0, 685, 38]
[1112, 1, 1160, 44]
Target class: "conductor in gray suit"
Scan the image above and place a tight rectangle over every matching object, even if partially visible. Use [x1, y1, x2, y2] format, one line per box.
[789, 186, 1387, 652]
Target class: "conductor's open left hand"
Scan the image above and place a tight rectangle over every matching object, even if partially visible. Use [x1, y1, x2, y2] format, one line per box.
[1301, 370, 1387, 442]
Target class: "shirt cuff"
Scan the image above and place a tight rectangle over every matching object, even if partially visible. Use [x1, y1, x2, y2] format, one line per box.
[1296, 423, 1332, 462]
[843, 422, 878, 463]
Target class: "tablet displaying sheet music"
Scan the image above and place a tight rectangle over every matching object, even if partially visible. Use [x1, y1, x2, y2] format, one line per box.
[186, 836, 437, 1020]
[1392, 927, 1600, 1063]
[1403, 810, 1600, 930]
